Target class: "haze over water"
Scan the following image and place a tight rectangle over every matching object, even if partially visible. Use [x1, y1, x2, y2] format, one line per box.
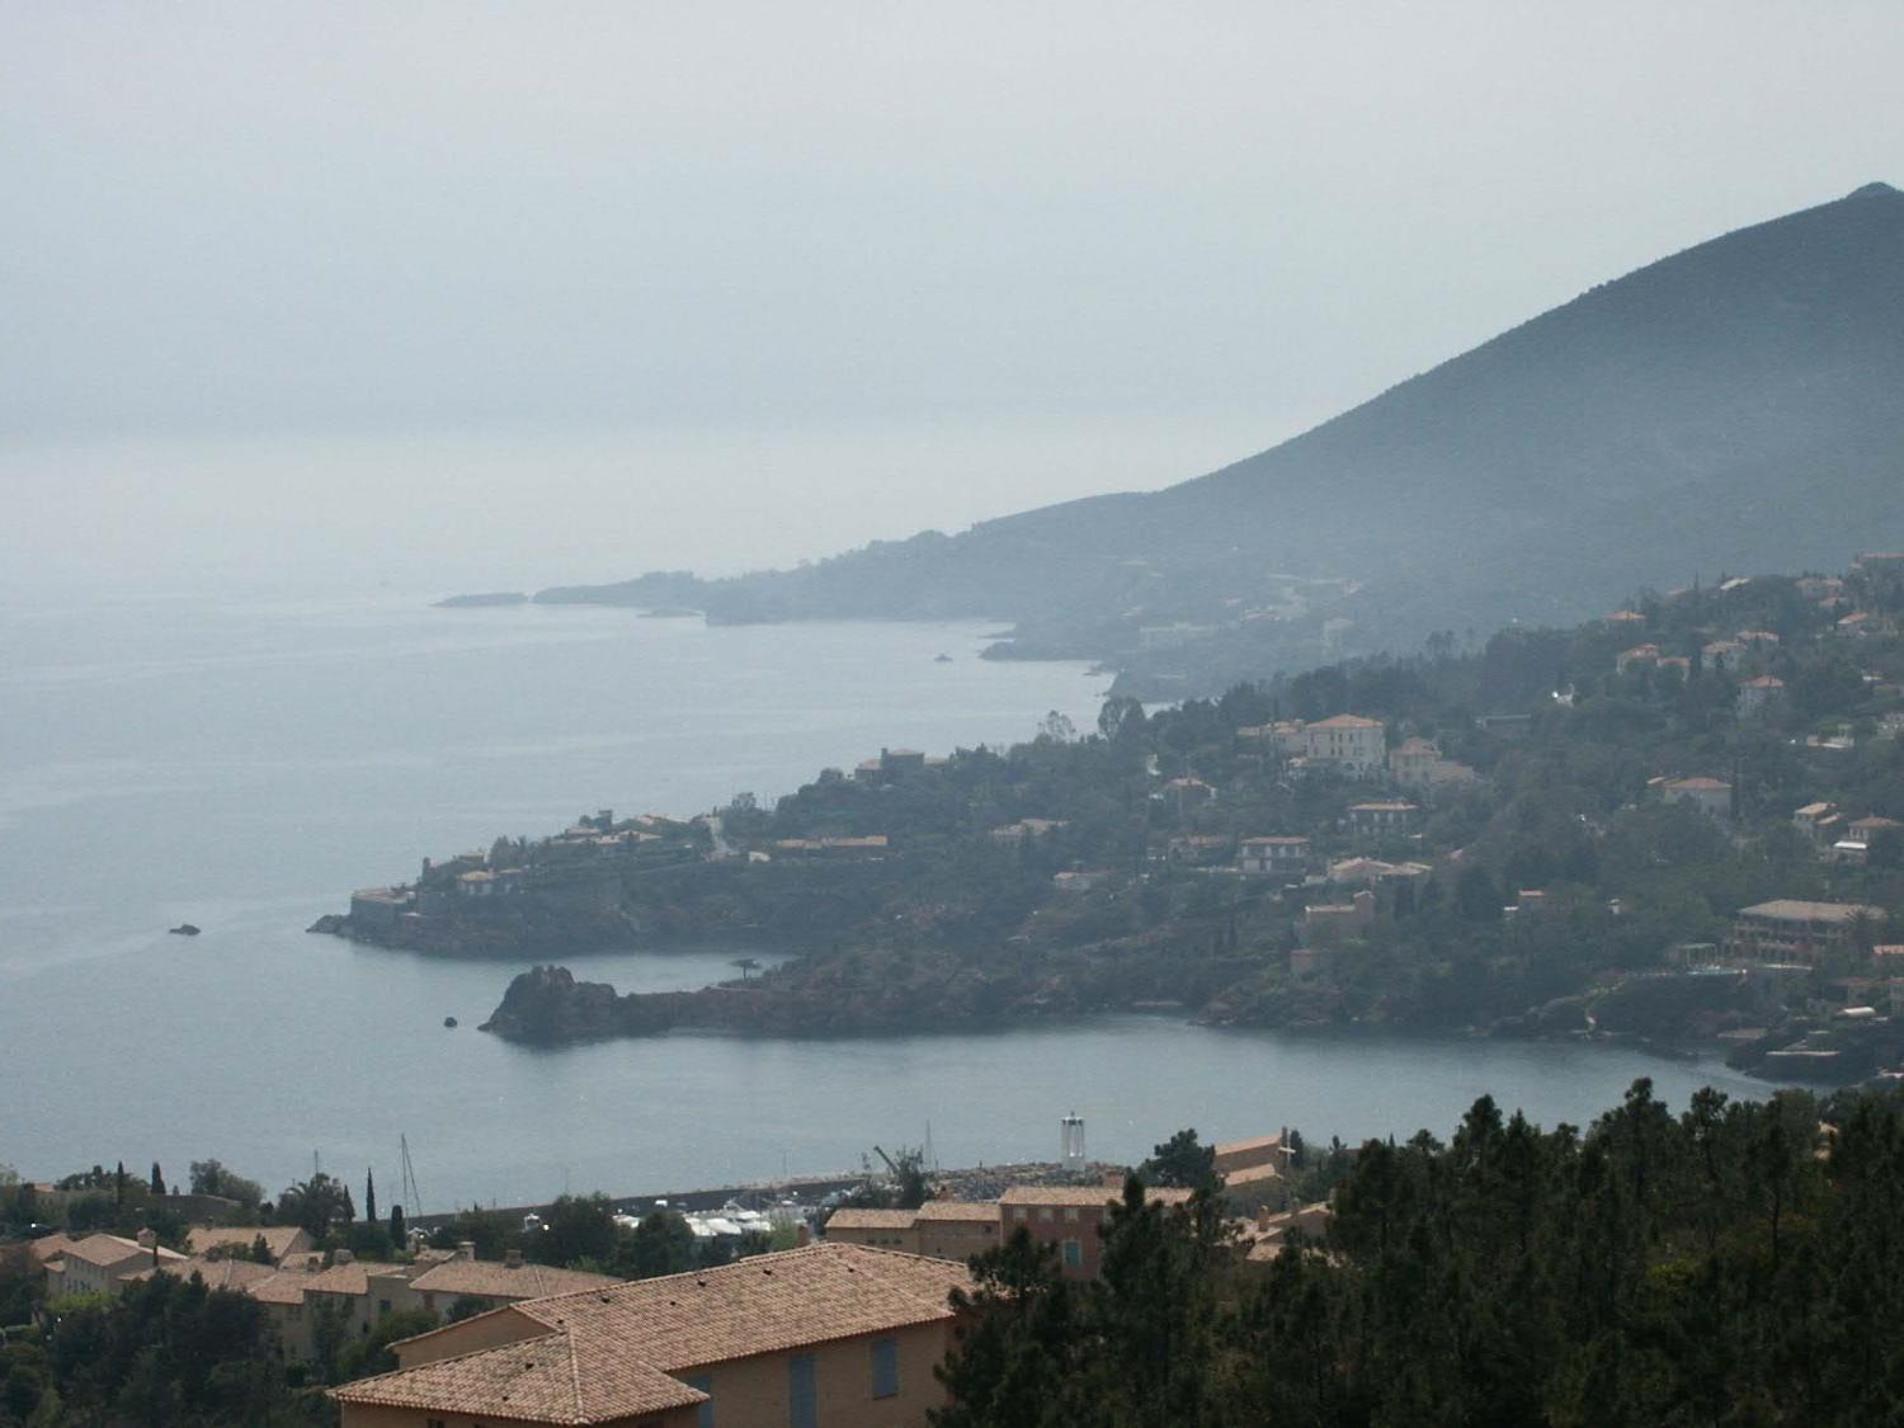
[0, 591, 1769, 1209]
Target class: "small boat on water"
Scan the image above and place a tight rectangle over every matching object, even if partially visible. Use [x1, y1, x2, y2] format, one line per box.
[168, 923, 201, 936]
[443, 1016, 459, 1029]
[934, 653, 953, 663]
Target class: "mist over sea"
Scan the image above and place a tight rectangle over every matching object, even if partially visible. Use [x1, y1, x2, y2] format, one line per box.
[0, 591, 1766, 1209]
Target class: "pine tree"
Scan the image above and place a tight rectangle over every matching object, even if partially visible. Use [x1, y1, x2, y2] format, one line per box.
[389, 1204, 406, 1248]
[149, 1162, 165, 1196]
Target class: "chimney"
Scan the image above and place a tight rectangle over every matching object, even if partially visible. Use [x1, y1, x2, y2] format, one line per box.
[304, 1255, 321, 1273]
[137, 1228, 157, 1267]
[1256, 1208, 1272, 1232]
[457, 1240, 476, 1262]
[504, 1248, 522, 1268]
[334, 1248, 354, 1265]
[795, 1222, 811, 1248]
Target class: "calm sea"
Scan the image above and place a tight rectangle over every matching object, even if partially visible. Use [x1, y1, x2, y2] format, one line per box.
[0, 592, 1770, 1210]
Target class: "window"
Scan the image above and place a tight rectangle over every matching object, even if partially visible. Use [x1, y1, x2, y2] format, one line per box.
[685, 1372, 714, 1428]
[1013, 1206, 1028, 1221]
[1038, 1207, 1053, 1223]
[1063, 1206, 1079, 1223]
[378, 1298, 391, 1314]
[1062, 1239, 1083, 1269]
[789, 1352, 817, 1428]
[871, 1336, 899, 1399]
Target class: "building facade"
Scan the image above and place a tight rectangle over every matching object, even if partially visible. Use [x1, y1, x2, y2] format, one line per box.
[332, 1243, 972, 1428]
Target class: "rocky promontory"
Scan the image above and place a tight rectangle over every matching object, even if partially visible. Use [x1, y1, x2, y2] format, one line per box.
[479, 965, 684, 1042]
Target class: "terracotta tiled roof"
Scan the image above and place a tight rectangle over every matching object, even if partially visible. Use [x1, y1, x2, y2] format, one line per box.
[1307, 714, 1383, 730]
[913, 1201, 998, 1223]
[1221, 1163, 1283, 1187]
[26, 1233, 79, 1265]
[153, 1256, 283, 1293]
[335, 1328, 706, 1423]
[998, 1185, 1195, 1208]
[824, 1208, 920, 1231]
[62, 1234, 187, 1268]
[1215, 1134, 1285, 1159]
[515, 1243, 970, 1373]
[1739, 899, 1887, 926]
[247, 1269, 313, 1306]
[344, 1243, 973, 1424]
[301, 1260, 413, 1297]
[186, 1225, 308, 1262]
[408, 1257, 619, 1302]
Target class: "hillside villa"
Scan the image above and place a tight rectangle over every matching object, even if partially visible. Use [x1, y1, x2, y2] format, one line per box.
[1729, 900, 1888, 961]
[331, 1243, 973, 1428]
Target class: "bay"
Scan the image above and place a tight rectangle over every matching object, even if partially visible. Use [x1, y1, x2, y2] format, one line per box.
[0, 592, 1772, 1210]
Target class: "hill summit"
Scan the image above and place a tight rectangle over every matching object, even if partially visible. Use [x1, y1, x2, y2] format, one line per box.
[537, 184, 1904, 691]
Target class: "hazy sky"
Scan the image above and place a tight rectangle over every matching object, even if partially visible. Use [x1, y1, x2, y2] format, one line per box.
[4, 3, 1901, 594]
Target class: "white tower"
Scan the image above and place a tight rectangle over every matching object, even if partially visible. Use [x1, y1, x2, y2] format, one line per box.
[1060, 1113, 1086, 1169]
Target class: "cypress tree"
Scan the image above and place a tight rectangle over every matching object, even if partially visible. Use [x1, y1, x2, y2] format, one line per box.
[365, 1168, 377, 1227]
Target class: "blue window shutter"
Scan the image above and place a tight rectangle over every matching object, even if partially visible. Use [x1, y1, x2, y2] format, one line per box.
[684, 1373, 714, 1428]
[789, 1353, 818, 1428]
[871, 1336, 900, 1398]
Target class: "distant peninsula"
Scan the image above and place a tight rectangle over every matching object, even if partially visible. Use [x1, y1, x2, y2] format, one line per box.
[446, 184, 1904, 698]
[433, 591, 528, 608]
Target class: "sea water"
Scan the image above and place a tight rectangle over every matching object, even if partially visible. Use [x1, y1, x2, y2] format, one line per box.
[0, 592, 1769, 1209]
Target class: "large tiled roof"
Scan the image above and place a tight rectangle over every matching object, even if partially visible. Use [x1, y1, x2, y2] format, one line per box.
[913, 1201, 998, 1223]
[26, 1233, 78, 1264]
[1739, 899, 1887, 925]
[514, 1243, 970, 1373]
[301, 1259, 412, 1297]
[1307, 714, 1383, 729]
[409, 1257, 619, 1301]
[62, 1234, 187, 1268]
[247, 1269, 314, 1306]
[824, 1208, 919, 1231]
[152, 1256, 284, 1293]
[335, 1327, 707, 1423]
[186, 1224, 308, 1262]
[341, 1243, 972, 1425]
[1215, 1134, 1285, 1161]
[997, 1184, 1195, 1208]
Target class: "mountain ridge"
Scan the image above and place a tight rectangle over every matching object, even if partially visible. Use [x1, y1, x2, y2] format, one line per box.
[527, 183, 1904, 690]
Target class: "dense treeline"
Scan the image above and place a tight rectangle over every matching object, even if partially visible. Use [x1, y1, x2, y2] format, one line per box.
[937, 1079, 1904, 1426]
[0, 1273, 334, 1427]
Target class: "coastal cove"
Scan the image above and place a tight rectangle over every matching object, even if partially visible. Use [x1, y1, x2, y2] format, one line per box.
[1, 591, 1776, 1208]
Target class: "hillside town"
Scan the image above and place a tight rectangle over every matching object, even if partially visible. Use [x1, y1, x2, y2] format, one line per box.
[319, 557, 1904, 1080]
